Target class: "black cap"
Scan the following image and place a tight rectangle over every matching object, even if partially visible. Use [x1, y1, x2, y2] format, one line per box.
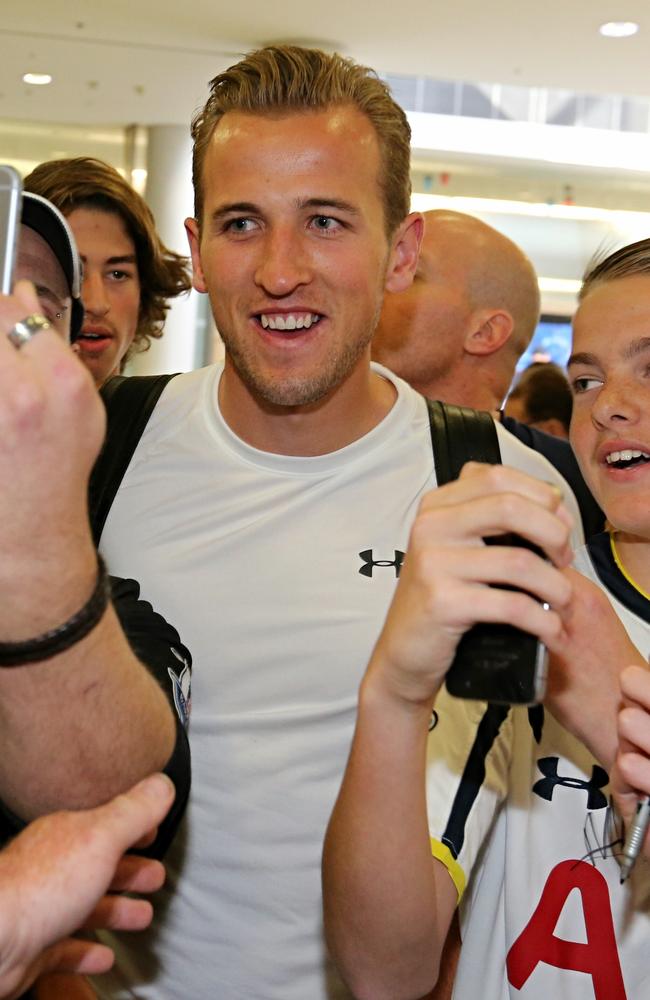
[21, 192, 84, 340]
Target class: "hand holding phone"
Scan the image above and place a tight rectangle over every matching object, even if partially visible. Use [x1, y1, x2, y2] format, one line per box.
[445, 533, 550, 705]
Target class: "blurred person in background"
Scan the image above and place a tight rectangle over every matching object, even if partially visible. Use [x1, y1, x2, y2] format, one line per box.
[372, 209, 603, 537]
[505, 361, 573, 439]
[24, 157, 192, 386]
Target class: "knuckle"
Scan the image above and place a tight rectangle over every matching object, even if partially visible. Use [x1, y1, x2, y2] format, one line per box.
[509, 547, 533, 576]
[3, 379, 45, 431]
[495, 490, 519, 523]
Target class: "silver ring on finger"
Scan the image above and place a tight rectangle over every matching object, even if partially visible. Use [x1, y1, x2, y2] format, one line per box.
[7, 314, 51, 349]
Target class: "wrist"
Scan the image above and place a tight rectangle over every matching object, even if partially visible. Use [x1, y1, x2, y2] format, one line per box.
[0, 556, 109, 666]
[362, 652, 442, 719]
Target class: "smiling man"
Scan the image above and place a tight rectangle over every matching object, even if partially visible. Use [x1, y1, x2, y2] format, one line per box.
[92, 46, 585, 999]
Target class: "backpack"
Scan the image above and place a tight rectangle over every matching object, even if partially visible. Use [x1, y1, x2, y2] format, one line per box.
[88, 374, 502, 543]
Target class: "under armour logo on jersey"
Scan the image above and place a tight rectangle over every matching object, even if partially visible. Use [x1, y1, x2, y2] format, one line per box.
[358, 549, 404, 578]
[532, 757, 608, 810]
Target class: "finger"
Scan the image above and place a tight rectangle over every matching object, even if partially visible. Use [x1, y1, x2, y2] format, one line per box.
[109, 855, 166, 893]
[85, 774, 175, 860]
[430, 546, 572, 610]
[615, 750, 650, 800]
[24, 938, 115, 983]
[29, 972, 98, 1000]
[447, 584, 564, 649]
[415, 492, 572, 568]
[620, 665, 650, 710]
[0, 281, 42, 335]
[618, 705, 650, 757]
[82, 895, 154, 932]
[130, 826, 159, 850]
[446, 461, 567, 514]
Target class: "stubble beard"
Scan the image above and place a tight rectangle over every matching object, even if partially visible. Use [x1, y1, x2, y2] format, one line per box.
[221, 315, 380, 408]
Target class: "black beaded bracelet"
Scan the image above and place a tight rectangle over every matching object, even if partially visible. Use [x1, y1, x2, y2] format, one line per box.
[0, 557, 110, 667]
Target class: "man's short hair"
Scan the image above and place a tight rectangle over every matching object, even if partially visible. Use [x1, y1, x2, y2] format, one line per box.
[580, 238, 650, 299]
[24, 157, 192, 360]
[191, 45, 412, 237]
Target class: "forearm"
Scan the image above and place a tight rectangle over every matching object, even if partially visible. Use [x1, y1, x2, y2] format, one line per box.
[0, 595, 175, 819]
[323, 662, 455, 1000]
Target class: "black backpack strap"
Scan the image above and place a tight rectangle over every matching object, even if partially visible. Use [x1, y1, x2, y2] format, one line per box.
[426, 399, 501, 484]
[89, 373, 179, 544]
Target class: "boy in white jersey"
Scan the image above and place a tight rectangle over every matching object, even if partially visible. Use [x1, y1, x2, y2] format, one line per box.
[324, 241, 650, 998]
[568, 240, 650, 846]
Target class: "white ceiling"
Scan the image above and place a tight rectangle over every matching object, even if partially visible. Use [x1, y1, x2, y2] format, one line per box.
[2, 0, 650, 127]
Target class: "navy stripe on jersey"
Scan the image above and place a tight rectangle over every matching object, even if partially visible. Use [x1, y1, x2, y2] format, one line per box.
[587, 532, 650, 624]
[441, 703, 510, 860]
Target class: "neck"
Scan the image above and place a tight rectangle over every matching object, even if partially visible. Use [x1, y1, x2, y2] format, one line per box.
[612, 532, 650, 596]
[418, 370, 502, 411]
[218, 359, 396, 456]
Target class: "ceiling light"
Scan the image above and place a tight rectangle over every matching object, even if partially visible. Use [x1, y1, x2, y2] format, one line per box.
[22, 72, 52, 86]
[599, 21, 639, 38]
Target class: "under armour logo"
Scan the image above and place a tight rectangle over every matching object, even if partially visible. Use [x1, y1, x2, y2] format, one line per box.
[358, 549, 404, 578]
[532, 757, 608, 810]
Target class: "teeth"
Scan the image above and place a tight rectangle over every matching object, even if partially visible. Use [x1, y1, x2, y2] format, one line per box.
[606, 449, 650, 464]
[259, 313, 321, 331]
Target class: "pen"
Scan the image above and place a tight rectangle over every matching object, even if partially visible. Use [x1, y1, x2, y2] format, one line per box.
[620, 796, 650, 884]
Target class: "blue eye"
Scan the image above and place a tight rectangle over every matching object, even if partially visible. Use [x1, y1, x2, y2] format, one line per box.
[310, 216, 341, 232]
[226, 218, 256, 233]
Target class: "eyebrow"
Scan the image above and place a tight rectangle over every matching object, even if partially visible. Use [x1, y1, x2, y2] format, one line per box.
[568, 336, 650, 368]
[80, 254, 137, 265]
[567, 352, 599, 368]
[622, 335, 650, 360]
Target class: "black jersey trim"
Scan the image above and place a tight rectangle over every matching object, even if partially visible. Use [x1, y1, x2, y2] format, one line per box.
[441, 703, 510, 860]
[586, 533, 650, 623]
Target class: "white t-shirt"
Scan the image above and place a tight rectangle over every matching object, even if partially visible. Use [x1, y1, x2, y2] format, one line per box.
[96, 362, 582, 999]
[427, 534, 650, 1000]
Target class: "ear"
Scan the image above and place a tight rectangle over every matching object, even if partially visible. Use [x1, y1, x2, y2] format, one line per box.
[184, 218, 208, 294]
[384, 212, 424, 293]
[464, 309, 514, 357]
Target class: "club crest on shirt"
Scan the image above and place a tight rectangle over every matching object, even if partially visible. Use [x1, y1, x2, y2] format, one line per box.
[168, 648, 192, 729]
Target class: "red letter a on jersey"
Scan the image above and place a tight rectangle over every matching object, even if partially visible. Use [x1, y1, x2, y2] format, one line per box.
[506, 860, 626, 997]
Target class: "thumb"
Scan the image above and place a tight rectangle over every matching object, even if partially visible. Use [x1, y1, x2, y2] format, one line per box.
[90, 774, 175, 856]
[11, 280, 42, 318]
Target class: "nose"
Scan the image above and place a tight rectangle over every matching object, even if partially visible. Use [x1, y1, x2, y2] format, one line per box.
[591, 377, 642, 429]
[82, 269, 109, 318]
[253, 226, 312, 297]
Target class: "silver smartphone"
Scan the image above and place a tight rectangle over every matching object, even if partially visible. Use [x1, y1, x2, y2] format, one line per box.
[0, 165, 22, 294]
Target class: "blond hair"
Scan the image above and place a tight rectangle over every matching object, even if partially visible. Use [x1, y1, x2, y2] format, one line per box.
[580, 238, 650, 300]
[191, 45, 412, 236]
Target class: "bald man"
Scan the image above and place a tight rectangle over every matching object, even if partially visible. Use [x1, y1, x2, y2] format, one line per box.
[373, 210, 603, 537]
